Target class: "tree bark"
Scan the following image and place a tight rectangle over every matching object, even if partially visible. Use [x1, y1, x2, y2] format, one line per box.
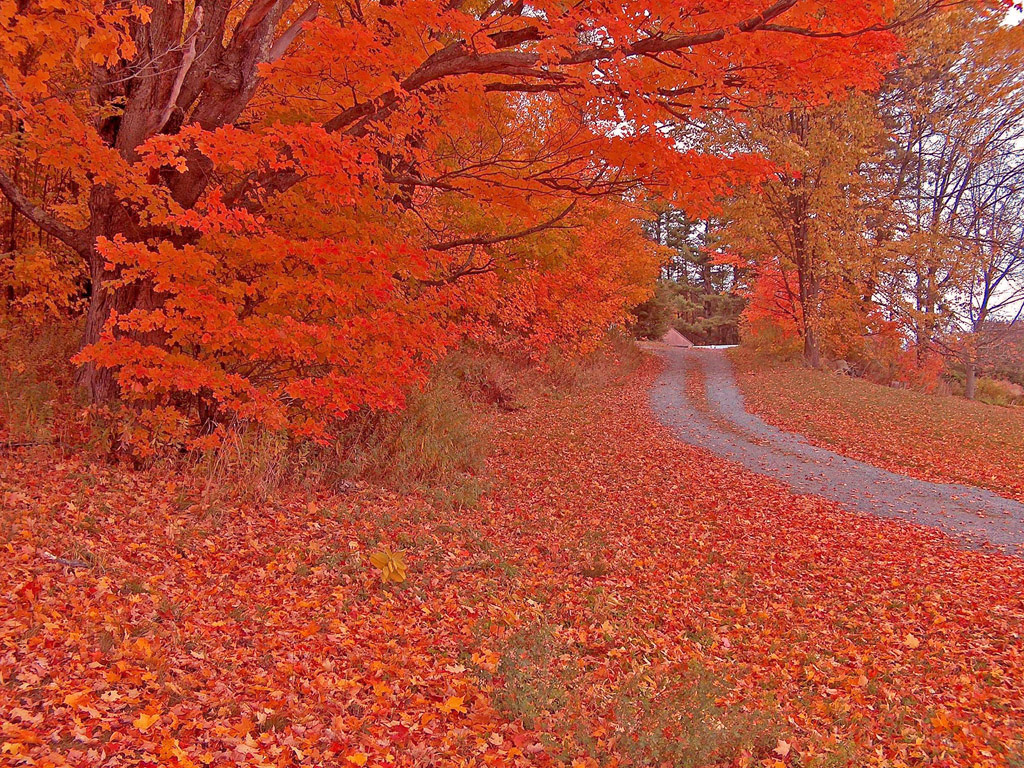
[77, 253, 120, 404]
[964, 357, 977, 400]
[790, 181, 821, 369]
[804, 324, 822, 369]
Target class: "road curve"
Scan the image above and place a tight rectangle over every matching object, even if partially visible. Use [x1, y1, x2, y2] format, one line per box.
[649, 346, 1024, 556]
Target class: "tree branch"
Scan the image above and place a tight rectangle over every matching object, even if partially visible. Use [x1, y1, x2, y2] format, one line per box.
[268, 2, 319, 62]
[428, 200, 578, 252]
[0, 169, 89, 254]
[155, 5, 205, 134]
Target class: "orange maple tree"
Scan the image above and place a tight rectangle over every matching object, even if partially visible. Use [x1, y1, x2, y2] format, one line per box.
[1, 0, 916, 443]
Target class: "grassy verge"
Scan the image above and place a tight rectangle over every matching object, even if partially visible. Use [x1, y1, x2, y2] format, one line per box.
[730, 347, 1024, 502]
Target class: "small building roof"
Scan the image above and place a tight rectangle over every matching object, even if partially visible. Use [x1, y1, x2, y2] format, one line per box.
[661, 328, 694, 348]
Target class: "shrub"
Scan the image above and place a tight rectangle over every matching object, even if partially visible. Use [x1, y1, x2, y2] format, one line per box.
[446, 350, 527, 410]
[610, 663, 777, 767]
[334, 375, 486, 492]
[199, 371, 486, 502]
[481, 621, 778, 768]
[543, 329, 644, 391]
[974, 377, 1024, 407]
[739, 315, 803, 361]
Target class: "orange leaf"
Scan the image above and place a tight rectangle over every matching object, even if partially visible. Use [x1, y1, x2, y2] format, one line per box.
[134, 712, 160, 731]
[63, 690, 90, 708]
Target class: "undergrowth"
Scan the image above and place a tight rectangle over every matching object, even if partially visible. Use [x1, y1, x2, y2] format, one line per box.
[479, 618, 778, 766]
[0, 318, 83, 449]
[199, 332, 643, 503]
[1, 320, 644, 503]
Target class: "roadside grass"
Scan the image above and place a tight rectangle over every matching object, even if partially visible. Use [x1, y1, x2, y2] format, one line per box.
[730, 347, 1024, 502]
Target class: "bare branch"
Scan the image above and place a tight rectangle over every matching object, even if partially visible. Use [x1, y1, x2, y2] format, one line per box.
[428, 200, 578, 251]
[268, 2, 319, 62]
[155, 5, 205, 134]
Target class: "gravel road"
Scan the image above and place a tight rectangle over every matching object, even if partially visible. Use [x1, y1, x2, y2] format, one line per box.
[650, 346, 1024, 556]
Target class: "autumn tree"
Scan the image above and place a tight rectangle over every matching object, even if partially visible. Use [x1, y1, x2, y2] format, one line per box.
[1, 0, 925, 444]
[710, 97, 891, 367]
[876, 6, 1024, 393]
[957, 148, 1024, 397]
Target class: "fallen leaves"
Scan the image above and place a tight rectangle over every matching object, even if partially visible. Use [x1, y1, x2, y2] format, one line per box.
[1, 357, 1022, 767]
[438, 696, 468, 715]
[134, 712, 160, 731]
[63, 691, 90, 708]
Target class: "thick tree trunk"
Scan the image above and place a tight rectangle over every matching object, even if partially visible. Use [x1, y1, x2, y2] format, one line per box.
[75, 222, 164, 405]
[77, 269, 120, 404]
[964, 314, 988, 402]
[795, 242, 821, 369]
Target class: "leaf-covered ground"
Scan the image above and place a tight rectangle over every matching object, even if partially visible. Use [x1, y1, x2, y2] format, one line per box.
[3, 359, 1023, 767]
[730, 350, 1024, 504]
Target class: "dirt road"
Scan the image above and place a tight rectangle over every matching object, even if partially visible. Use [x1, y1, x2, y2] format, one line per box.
[650, 347, 1024, 556]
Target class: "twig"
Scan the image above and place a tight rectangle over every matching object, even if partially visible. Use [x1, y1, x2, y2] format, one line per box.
[1, 440, 52, 453]
[40, 550, 91, 569]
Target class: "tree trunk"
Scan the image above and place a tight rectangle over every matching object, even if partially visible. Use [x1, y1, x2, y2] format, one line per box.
[804, 325, 822, 369]
[77, 271, 120, 403]
[795, 238, 821, 369]
[75, 229, 163, 405]
[965, 357, 977, 400]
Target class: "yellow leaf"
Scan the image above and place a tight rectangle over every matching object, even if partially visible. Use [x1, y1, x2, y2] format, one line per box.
[369, 550, 407, 583]
[346, 753, 368, 766]
[438, 695, 467, 714]
[134, 712, 160, 731]
[904, 633, 921, 649]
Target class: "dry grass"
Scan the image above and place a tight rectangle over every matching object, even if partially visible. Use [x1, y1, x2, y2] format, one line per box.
[195, 374, 487, 505]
